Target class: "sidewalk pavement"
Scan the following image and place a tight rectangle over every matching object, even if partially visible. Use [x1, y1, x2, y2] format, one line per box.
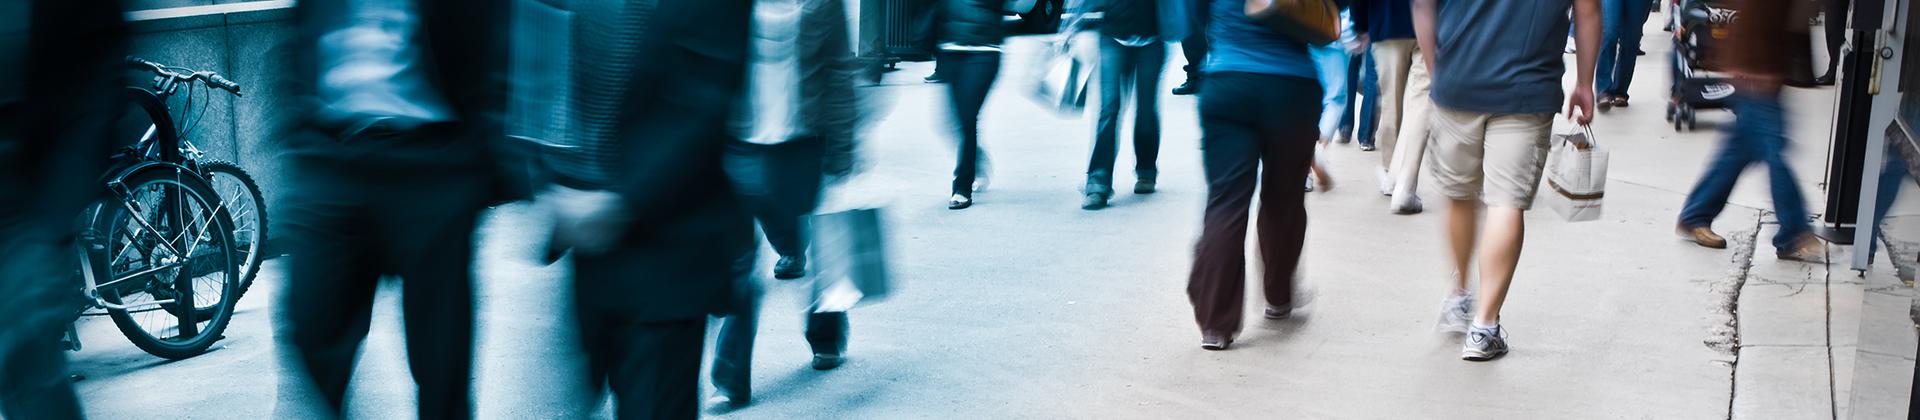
[68, 24, 1919, 420]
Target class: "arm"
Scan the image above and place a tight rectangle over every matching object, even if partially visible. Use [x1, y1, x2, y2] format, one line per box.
[1411, 0, 1437, 72]
[1569, 0, 1600, 124]
[807, 0, 863, 177]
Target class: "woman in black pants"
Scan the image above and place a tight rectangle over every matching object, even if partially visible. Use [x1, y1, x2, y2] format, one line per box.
[1185, 0, 1324, 350]
[941, 0, 1006, 209]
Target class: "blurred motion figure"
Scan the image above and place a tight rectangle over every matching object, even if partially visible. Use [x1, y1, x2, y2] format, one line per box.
[273, 0, 515, 417]
[0, 1, 128, 418]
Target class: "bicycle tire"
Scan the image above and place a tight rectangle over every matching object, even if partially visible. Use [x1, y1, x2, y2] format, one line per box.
[93, 166, 239, 360]
[200, 161, 268, 299]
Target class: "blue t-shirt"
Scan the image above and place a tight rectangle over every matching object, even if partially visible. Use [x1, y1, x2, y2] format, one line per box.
[1200, 0, 1316, 80]
[1429, 0, 1572, 115]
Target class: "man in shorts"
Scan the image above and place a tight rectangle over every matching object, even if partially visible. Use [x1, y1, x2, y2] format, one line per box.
[1412, 0, 1600, 361]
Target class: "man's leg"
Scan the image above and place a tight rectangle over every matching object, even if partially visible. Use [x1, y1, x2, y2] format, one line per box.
[804, 311, 850, 363]
[0, 232, 83, 420]
[1357, 52, 1381, 148]
[1175, 0, 1208, 94]
[1742, 94, 1813, 250]
[1089, 37, 1136, 196]
[1311, 44, 1350, 141]
[1370, 39, 1416, 162]
[1470, 113, 1554, 328]
[386, 176, 488, 420]
[945, 51, 1001, 198]
[1611, 0, 1652, 97]
[1427, 107, 1491, 299]
[606, 318, 709, 420]
[1596, 0, 1626, 96]
[1388, 49, 1434, 211]
[278, 162, 383, 416]
[709, 252, 761, 404]
[1133, 42, 1166, 183]
[1187, 74, 1263, 340]
[1678, 127, 1760, 230]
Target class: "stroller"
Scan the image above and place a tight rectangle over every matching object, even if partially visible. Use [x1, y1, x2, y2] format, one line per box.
[1666, 0, 1738, 131]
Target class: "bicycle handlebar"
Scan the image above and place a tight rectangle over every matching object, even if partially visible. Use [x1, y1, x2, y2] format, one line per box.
[126, 56, 243, 97]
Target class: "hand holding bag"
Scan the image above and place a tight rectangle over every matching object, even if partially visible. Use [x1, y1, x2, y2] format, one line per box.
[1028, 29, 1094, 114]
[1244, 0, 1341, 45]
[1543, 123, 1609, 222]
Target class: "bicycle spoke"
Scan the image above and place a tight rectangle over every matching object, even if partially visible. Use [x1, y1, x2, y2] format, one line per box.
[118, 199, 183, 257]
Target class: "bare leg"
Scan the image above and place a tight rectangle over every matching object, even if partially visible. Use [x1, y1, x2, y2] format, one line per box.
[1473, 206, 1526, 324]
[1445, 198, 1478, 292]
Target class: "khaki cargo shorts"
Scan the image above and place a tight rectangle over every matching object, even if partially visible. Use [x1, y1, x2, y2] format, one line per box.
[1428, 106, 1555, 210]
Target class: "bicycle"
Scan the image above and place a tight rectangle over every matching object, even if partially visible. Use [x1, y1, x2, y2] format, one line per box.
[63, 57, 264, 360]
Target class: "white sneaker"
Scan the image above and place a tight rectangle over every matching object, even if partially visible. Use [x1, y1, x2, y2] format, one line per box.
[1436, 293, 1472, 334]
[1375, 166, 1394, 196]
[1390, 192, 1424, 215]
[1462, 324, 1509, 361]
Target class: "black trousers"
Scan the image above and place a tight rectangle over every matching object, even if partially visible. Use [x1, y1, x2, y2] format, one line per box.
[1180, 0, 1210, 78]
[1089, 37, 1166, 192]
[1186, 73, 1321, 335]
[713, 136, 849, 400]
[0, 228, 84, 420]
[279, 148, 492, 420]
[1824, 0, 1850, 77]
[576, 314, 707, 420]
[942, 50, 1002, 196]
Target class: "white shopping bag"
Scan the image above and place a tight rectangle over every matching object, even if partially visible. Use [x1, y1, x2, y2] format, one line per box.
[809, 208, 892, 313]
[1028, 36, 1093, 115]
[1543, 123, 1608, 222]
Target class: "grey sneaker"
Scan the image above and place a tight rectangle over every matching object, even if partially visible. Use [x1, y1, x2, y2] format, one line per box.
[1264, 304, 1292, 320]
[1437, 294, 1473, 334]
[1390, 192, 1424, 215]
[1461, 325, 1509, 361]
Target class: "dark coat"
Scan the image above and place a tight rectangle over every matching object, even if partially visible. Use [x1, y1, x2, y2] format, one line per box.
[942, 0, 1006, 46]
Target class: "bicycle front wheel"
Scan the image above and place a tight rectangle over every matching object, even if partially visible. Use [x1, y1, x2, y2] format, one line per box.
[201, 161, 267, 298]
[92, 166, 239, 360]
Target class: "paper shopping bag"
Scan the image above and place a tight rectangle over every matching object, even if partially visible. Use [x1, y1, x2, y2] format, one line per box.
[1028, 38, 1092, 115]
[810, 208, 892, 313]
[1543, 124, 1609, 222]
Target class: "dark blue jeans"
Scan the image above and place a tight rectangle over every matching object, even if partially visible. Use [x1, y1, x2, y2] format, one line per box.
[942, 51, 1001, 196]
[1088, 37, 1166, 192]
[1596, 0, 1652, 97]
[1344, 52, 1379, 146]
[1679, 93, 1810, 249]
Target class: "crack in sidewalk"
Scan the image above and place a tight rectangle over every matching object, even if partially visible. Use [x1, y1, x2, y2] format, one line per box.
[1710, 212, 1762, 420]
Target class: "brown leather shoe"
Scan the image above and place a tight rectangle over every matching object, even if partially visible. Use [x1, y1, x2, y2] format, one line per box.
[1776, 235, 1826, 262]
[1679, 225, 1727, 249]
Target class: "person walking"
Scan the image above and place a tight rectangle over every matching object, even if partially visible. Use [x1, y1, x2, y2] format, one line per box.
[275, 0, 520, 417]
[941, 0, 1007, 209]
[0, 2, 127, 418]
[708, 0, 862, 410]
[1353, 0, 1429, 213]
[1082, 0, 1183, 210]
[544, 1, 755, 418]
[1185, 0, 1323, 351]
[1411, 0, 1599, 361]
[1816, 0, 1850, 85]
[1172, 0, 1209, 95]
[1675, 0, 1825, 261]
[1594, 0, 1652, 109]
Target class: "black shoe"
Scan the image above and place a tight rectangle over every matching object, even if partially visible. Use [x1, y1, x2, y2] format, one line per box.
[812, 353, 844, 370]
[1081, 192, 1108, 210]
[948, 193, 972, 210]
[1360, 143, 1376, 151]
[924, 72, 945, 83]
[1172, 79, 1198, 95]
[1133, 179, 1156, 194]
[773, 255, 806, 279]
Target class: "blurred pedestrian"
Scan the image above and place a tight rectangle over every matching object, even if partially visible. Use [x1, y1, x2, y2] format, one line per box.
[1353, 0, 1430, 214]
[1185, 0, 1323, 351]
[1675, 0, 1825, 261]
[1303, 7, 1355, 193]
[274, 0, 519, 418]
[1594, 0, 1652, 110]
[1412, 0, 1598, 361]
[546, 1, 755, 419]
[1081, 0, 1183, 210]
[1815, 0, 1850, 85]
[1334, 35, 1375, 147]
[708, 0, 863, 411]
[0, 1, 127, 418]
[1171, 0, 1208, 95]
[941, 0, 1007, 209]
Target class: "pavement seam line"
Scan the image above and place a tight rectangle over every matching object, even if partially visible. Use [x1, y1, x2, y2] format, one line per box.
[1722, 211, 1762, 420]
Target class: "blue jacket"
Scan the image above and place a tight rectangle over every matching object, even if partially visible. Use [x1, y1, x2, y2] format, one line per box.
[1350, 0, 1414, 41]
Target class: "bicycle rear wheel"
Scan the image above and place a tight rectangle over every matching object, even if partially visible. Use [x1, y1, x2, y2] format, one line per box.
[201, 161, 267, 298]
[91, 166, 239, 360]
